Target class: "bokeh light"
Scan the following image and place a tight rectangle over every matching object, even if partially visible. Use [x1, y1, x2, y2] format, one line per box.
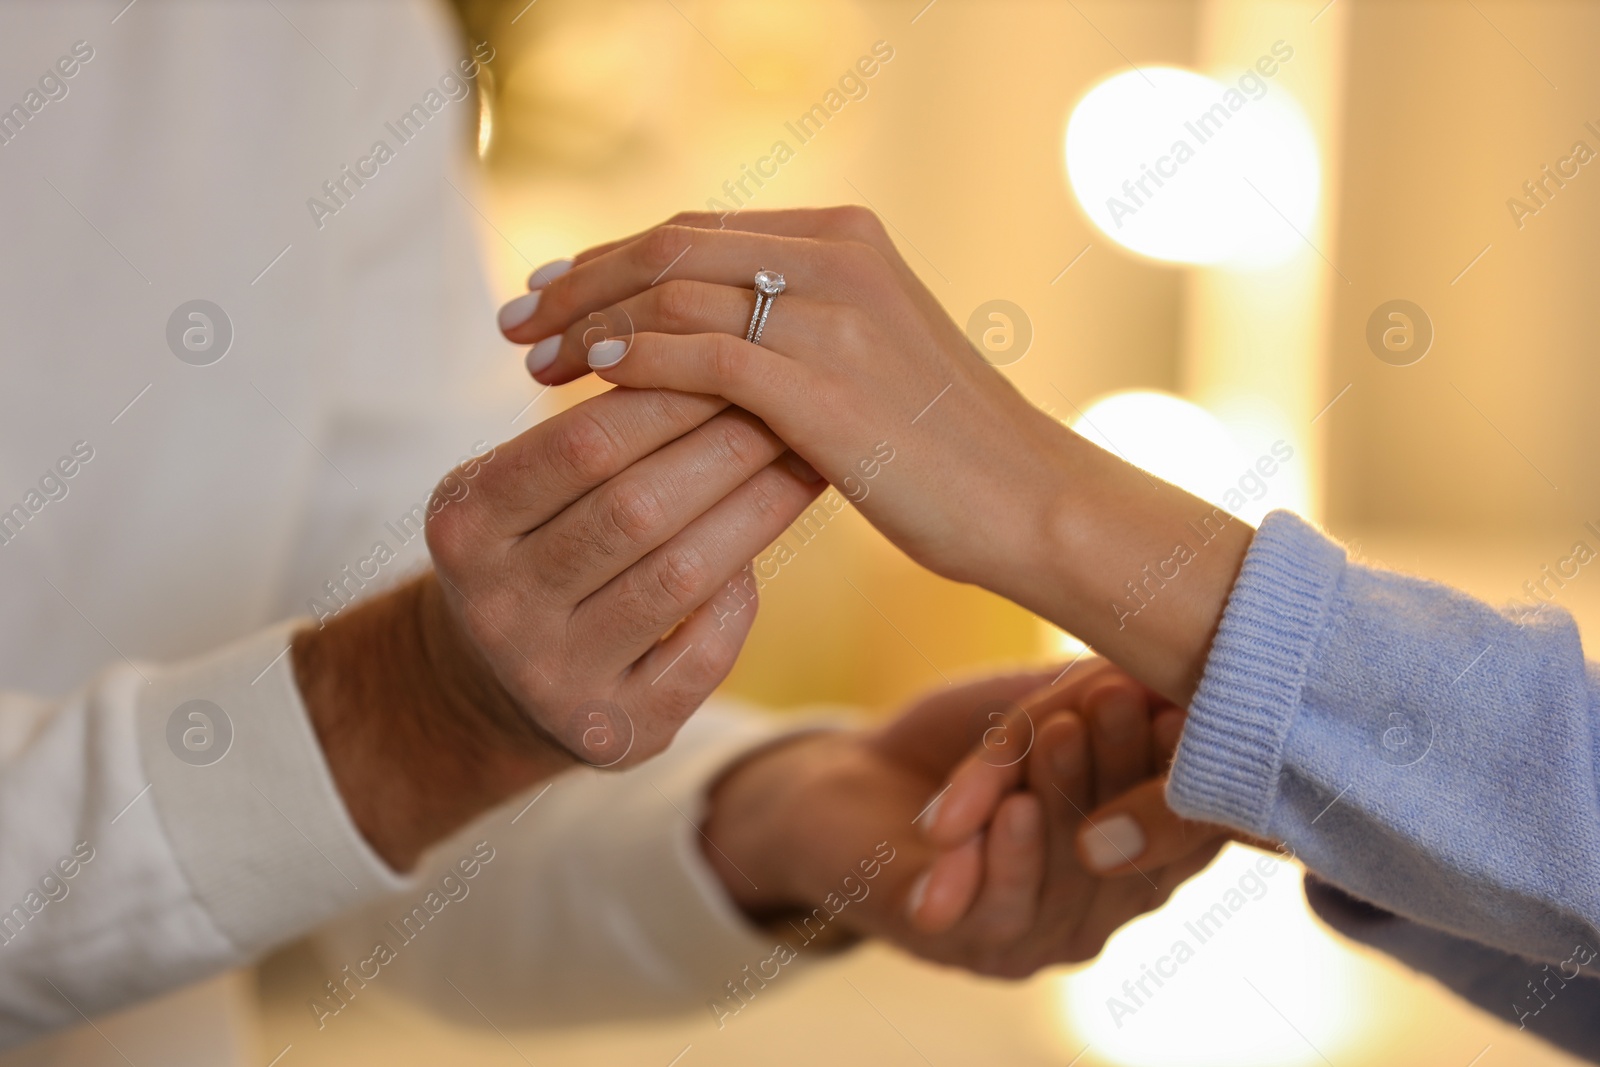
[1064, 67, 1320, 266]
[1071, 389, 1294, 526]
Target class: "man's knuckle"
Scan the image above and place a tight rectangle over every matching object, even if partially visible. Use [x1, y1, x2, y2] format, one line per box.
[539, 530, 592, 589]
[648, 678, 707, 724]
[654, 546, 709, 608]
[423, 485, 471, 567]
[604, 483, 666, 546]
[745, 477, 783, 521]
[716, 417, 765, 469]
[668, 635, 737, 697]
[551, 411, 621, 485]
[699, 628, 742, 672]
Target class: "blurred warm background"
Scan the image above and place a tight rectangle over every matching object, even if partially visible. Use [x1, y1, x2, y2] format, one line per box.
[256, 1, 1600, 1064]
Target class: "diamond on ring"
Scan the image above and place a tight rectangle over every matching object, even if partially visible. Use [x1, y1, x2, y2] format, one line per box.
[746, 269, 786, 346]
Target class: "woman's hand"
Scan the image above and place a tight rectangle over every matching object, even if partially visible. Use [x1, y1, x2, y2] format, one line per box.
[496, 208, 1257, 706]
[496, 207, 1076, 600]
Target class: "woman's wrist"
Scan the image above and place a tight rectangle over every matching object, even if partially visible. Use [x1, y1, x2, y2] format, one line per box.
[1024, 429, 1256, 706]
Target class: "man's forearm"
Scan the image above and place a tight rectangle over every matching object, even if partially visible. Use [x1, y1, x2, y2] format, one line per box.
[292, 573, 572, 871]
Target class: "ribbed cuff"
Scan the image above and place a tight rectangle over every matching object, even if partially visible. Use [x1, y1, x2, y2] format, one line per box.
[135, 620, 408, 956]
[1167, 510, 1347, 834]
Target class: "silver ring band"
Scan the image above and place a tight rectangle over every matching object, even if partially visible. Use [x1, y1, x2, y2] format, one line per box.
[745, 269, 786, 346]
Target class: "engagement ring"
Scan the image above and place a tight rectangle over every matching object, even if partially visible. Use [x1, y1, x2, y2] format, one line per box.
[745, 269, 786, 346]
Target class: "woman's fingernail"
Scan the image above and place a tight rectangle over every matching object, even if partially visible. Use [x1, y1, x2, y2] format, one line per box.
[915, 789, 946, 833]
[1080, 814, 1146, 873]
[527, 257, 573, 290]
[525, 336, 562, 376]
[785, 454, 824, 484]
[905, 870, 932, 920]
[499, 291, 543, 332]
[587, 338, 628, 369]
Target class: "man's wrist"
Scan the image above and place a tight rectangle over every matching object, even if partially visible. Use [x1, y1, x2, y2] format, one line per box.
[699, 730, 842, 922]
[292, 573, 572, 871]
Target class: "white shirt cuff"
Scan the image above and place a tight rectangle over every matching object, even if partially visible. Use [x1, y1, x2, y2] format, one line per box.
[134, 619, 407, 956]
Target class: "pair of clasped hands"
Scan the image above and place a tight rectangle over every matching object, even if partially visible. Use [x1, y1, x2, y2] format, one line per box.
[414, 206, 1236, 969]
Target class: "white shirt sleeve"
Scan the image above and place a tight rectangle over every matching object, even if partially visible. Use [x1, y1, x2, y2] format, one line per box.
[304, 703, 804, 1030]
[0, 622, 406, 1048]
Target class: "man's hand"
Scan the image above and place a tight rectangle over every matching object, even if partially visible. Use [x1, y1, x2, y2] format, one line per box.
[927, 660, 1253, 898]
[293, 387, 824, 870]
[698, 669, 1228, 977]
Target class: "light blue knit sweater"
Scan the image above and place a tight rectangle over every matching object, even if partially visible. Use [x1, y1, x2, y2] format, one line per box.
[1168, 510, 1600, 1060]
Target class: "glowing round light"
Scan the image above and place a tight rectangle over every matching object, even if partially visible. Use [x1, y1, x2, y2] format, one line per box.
[1064, 67, 1320, 266]
[1072, 390, 1244, 506]
[1052, 390, 1274, 656]
[1069, 390, 1299, 527]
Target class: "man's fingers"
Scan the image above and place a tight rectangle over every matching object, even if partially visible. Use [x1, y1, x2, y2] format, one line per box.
[1031, 711, 1092, 836]
[578, 453, 826, 661]
[452, 388, 728, 541]
[520, 408, 785, 600]
[959, 793, 1044, 945]
[922, 676, 1089, 850]
[1076, 777, 1228, 876]
[604, 568, 763, 765]
[924, 731, 1028, 850]
[906, 833, 984, 935]
[1082, 676, 1153, 806]
[874, 668, 1062, 781]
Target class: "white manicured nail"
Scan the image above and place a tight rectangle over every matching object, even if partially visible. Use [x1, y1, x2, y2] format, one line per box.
[1080, 814, 1146, 873]
[587, 338, 628, 369]
[905, 870, 931, 920]
[499, 291, 542, 332]
[525, 336, 561, 376]
[527, 257, 574, 290]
